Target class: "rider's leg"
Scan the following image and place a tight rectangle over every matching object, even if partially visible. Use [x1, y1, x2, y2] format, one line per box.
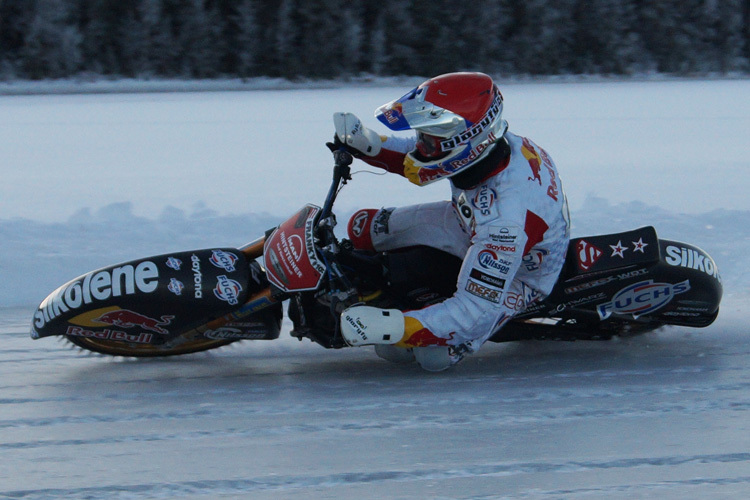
[348, 201, 470, 258]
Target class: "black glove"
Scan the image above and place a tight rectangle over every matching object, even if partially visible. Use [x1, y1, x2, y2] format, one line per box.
[326, 134, 362, 157]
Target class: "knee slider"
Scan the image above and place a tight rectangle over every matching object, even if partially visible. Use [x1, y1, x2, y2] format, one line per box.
[347, 208, 378, 250]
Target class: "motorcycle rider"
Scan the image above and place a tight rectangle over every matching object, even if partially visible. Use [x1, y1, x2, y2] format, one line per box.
[335, 72, 570, 371]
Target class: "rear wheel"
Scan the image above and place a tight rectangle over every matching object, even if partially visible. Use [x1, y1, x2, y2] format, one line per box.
[64, 335, 238, 357]
[490, 317, 664, 343]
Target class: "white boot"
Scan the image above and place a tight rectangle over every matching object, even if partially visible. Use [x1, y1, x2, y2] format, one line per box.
[340, 306, 405, 346]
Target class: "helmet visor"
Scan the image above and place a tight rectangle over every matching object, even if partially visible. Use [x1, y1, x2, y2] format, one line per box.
[415, 132, 450, 160]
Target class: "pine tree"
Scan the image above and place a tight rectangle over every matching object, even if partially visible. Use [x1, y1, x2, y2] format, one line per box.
[178, 0, 224, 77]
[369, 11, 388, 75]
[22, 0, 83, 78]
[234, 0, 259, 78]
[274, 0, 297, 78]
[340, 4, 364, 76]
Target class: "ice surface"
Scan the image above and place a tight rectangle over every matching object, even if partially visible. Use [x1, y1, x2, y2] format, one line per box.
[1, 79, 749, 498]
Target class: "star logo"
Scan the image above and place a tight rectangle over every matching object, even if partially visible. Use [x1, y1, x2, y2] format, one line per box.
[610, 240, 628, 258]
[632, 237, 648, 253]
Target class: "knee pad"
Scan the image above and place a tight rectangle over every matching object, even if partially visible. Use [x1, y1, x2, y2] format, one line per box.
[347, 208, 378, 250]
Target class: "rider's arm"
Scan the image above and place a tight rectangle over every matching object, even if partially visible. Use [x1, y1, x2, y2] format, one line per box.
[358, 136, 414, 176]
[333, 112, 413, 177]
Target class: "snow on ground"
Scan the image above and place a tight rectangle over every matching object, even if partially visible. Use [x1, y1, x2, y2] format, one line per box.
[0, 79, 749, 498]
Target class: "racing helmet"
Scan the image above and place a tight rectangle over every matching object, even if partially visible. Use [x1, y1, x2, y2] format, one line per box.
[375, 72, 508, 186]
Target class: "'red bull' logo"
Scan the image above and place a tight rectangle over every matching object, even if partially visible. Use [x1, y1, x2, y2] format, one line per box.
[522, 137, 542, 185]
[93, 309, 174, 335]
[521, 137, 559, 201]
[403, 328, 452, 347]
[381, 102, 404, 125]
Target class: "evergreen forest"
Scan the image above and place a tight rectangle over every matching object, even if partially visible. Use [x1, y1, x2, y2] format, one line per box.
[1, 0, 748, 80]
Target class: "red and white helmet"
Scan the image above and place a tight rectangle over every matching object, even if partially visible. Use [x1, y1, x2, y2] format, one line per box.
[375, 72, 508, 186]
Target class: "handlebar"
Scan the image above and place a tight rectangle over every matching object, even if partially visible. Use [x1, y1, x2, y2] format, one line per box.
[317, 149, 358, 314]
[320, 149, 352, 220]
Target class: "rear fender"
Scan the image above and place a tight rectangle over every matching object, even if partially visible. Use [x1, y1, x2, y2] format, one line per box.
[521, 227, 722, 328]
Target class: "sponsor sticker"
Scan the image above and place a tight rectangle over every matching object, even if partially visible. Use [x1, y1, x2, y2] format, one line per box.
[522, 137, 559, 201]
[214, 275, 242, 306]
[33, 261, 160, 331]
[350, 210, 370, 237]
[93, 308, 173, 335]
[471, 185, 497, 216]
[166, 256, 182, 271]
[343, 314, 369, 343]
[65, 326, 153, 344]
[204, 326, 269, 340]
[210, 249, 239, 272]
[440, 93, 502, 150]
[234, 295, 275, 317]
[456, 193, 474, 222]
[576, 239, 602, 271]
[465, 279, 502, 303]
[551, 292, 607, 314]
[477, 247, 513, 275]
[373, 208, 393, 235]
[168, 278, 184, 296]
[664, 245, 721, 281]
[523, 248, 548, 271]
[564, 268, 648, 295]
[597, 280, 690, 319]
[470, 268, 506, 289]
[488, 225, 519, 244]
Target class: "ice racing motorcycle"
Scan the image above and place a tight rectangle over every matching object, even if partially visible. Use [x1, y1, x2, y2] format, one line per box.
[31, 150, 723, 357]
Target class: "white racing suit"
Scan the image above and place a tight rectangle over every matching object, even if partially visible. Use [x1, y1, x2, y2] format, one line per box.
[347, 132, 570, 353]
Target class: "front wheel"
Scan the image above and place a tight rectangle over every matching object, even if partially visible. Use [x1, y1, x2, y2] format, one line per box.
[64, 335, 238, 357]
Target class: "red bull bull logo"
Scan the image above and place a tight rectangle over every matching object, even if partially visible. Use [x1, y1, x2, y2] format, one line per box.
[381, 102, 404, 125]
[522, 137, 543, 185]
[522, 137, 560, 201]
[93, 309, 174, 335]
[402, 328, 452, 347]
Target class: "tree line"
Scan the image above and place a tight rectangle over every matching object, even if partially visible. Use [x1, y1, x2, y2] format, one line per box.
[1, 0, 748, 80]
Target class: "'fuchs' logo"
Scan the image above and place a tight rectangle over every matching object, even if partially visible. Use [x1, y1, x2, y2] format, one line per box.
[597, 280, 690, 319]
[214, 275, 242, 305]
[168, 278, 184, 296]
[471, 185, 496, 216]
[166, 257, 182, 271]
[210, 250, 238, 272]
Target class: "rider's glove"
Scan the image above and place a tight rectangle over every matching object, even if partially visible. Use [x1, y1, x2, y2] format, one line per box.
[340, 305, 405, 346]
[331, 112, 383, 157]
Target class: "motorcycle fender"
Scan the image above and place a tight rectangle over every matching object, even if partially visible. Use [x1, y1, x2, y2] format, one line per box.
[31, 248, 263, 341]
